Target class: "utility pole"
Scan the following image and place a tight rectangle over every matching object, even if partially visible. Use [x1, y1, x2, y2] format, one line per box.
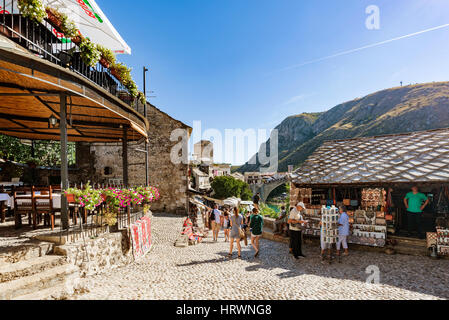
[143, 66, 149, 186]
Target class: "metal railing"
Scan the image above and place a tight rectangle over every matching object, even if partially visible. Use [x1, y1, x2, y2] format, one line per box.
[0, 1, 144, 114]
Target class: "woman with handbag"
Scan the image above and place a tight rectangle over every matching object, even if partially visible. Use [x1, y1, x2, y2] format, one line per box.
[228, 207, 244, 258]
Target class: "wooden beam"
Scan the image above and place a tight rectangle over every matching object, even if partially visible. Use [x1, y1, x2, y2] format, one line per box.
[60, 93, 69, 230]
[0, 113, 125, 128]
[0, 93, 61, 97]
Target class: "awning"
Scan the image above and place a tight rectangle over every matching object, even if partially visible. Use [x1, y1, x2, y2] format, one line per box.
[4, 0, 131, 54]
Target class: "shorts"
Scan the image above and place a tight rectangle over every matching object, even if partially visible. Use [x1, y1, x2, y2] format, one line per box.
[251, 233, 262, 238]
[213, 222, 221, 231]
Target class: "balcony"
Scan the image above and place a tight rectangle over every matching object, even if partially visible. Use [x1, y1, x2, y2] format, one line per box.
[0, 2, 144, 115]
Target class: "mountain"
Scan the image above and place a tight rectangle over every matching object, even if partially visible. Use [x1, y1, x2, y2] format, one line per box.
[239, 81, 449, 173]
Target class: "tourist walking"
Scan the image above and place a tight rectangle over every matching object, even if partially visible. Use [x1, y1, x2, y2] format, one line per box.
[336, 205, 350, 261]
[223, 210, 230, 242]
[228, 207, 244, 258]
[253, 193, 261, 210]
[288, 202, 307, 259]
[250, 207, 264, 257]
[212, 204, 222, 241]
[403, 186, 429, 239]
[241, 210, 250, 246]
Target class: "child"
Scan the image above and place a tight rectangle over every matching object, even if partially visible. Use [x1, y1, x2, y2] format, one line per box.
[223, 211, 230, 242]
[337, 205, 350, 260]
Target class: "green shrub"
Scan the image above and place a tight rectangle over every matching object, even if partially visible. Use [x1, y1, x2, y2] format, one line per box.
[18, 0, 47, 23]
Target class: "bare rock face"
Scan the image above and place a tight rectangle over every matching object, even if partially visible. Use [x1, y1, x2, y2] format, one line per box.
[239, 81, 449, 172]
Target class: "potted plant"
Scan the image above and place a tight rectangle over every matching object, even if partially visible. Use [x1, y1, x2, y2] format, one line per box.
[110, 62, 130, 82]
[137, 91, 146, 105]
[18, 0, 47, 23]
[45, 7, 64, 31]
[96, 45, 116, 69]
[78, 37, 101, 67]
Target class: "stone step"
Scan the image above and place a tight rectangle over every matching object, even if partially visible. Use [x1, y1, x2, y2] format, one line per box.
[14, 283, 70, 300]
[0, 263, 79, 300]
[0, 255, 67, 283]
[0, 240, 54, 264]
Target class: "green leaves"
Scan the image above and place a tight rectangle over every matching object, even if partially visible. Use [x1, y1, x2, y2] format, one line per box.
[17, 0, 46, 23]
[211, 176, 253, 200]
[79, 37, 101, 67]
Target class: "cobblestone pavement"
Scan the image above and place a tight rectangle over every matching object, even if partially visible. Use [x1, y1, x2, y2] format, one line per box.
[74, 213, 449, 300]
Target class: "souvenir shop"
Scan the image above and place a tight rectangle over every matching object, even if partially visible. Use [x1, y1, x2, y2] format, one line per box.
[289, 128, 449, 255]
[292, 184, 448, 248]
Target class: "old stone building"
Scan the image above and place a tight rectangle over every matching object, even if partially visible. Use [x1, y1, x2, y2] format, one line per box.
[75, 103, 191, 215]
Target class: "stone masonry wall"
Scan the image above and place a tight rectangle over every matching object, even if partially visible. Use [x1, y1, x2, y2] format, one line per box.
[76, 104, 191, 215]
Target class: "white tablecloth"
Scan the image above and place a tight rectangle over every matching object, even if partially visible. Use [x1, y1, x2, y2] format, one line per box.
[0, 182, 23, 187]
[9, 194, 62, 210]
[0, 193, 11, 206]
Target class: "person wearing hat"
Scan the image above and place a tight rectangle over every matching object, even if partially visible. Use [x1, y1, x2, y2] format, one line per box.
[288, 202, 308, 259]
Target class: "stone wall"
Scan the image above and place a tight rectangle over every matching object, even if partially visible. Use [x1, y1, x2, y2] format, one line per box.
[76, 104, 191, 215]
[54, 229, 133, 277]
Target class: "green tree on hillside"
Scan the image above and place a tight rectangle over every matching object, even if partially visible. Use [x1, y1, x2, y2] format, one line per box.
[211, 176, 253, 200]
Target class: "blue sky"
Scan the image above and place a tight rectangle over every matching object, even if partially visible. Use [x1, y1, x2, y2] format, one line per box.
[98, 0, 449, 164]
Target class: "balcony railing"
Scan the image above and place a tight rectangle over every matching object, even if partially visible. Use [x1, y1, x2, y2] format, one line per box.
[0, 1, 145, 115]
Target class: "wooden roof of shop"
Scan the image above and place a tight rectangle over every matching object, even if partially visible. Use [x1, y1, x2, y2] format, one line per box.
[0, 39, 148, 143]
[291, 128, 449, 185]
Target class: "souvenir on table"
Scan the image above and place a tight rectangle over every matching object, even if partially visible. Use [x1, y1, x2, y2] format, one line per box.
[321, 205, 339, 244]
[376, 211, 385, 218]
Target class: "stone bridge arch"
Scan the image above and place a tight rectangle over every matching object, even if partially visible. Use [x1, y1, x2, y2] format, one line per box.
[249, 178, 288, 203]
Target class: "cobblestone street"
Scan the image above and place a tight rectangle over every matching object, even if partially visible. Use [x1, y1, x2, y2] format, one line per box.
[74, 213, 449, 300]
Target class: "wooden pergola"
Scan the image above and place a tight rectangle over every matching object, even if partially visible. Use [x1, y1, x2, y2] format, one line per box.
[0, 44, 149, 229]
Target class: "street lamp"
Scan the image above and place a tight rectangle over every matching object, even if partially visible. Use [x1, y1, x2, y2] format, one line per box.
[48, 114, 58, 128]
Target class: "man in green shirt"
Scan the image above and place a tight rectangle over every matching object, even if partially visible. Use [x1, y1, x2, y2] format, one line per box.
[250, 208, 264, 257]
[403, 186, 429, 238]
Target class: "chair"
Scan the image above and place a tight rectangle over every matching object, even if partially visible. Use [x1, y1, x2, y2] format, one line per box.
[13, 187, 34, 229]
[34, 186, 55, 230]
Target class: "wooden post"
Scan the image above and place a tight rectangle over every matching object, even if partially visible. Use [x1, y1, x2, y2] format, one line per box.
[122, 126, 129, 187]
[60, 93, 69, 230]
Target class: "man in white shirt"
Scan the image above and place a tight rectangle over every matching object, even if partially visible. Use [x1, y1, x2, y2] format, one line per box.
[212, 204, 222, 242]
[288, 202, 307, 259]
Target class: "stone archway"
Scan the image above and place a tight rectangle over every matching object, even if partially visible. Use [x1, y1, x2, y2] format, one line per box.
[250, 177, 288, 203]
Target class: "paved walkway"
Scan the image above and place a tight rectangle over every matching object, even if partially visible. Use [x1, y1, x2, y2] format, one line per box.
[74, 213, 449, 300]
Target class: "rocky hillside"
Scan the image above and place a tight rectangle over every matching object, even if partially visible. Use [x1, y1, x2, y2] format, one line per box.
[239, 81, 449, 173]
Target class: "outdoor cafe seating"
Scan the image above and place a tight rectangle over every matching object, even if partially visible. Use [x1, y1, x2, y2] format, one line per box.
[0, 186, 62, 231]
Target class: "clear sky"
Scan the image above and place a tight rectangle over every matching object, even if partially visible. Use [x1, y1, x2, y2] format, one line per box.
[97, 0, 449, 164]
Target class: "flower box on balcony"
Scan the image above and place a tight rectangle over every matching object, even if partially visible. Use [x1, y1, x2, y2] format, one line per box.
[71, 36, 82, 46]
[110, 67, 122, 81]
[45, 8, 63, 33]
[99, 56, 110, 69]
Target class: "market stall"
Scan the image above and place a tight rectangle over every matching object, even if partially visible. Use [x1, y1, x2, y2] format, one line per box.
[290, 128, 449, 252]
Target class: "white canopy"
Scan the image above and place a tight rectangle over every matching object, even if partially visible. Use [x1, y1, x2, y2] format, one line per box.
[46, 0, 131, 54]
[5, 0, 131, 54]
[223, 197, 241, 207]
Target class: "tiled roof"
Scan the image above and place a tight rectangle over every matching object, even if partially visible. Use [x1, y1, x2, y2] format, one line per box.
[291, 128, 449, 185]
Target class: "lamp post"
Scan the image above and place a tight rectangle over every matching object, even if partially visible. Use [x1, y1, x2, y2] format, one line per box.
[143, 66, 149, 186]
